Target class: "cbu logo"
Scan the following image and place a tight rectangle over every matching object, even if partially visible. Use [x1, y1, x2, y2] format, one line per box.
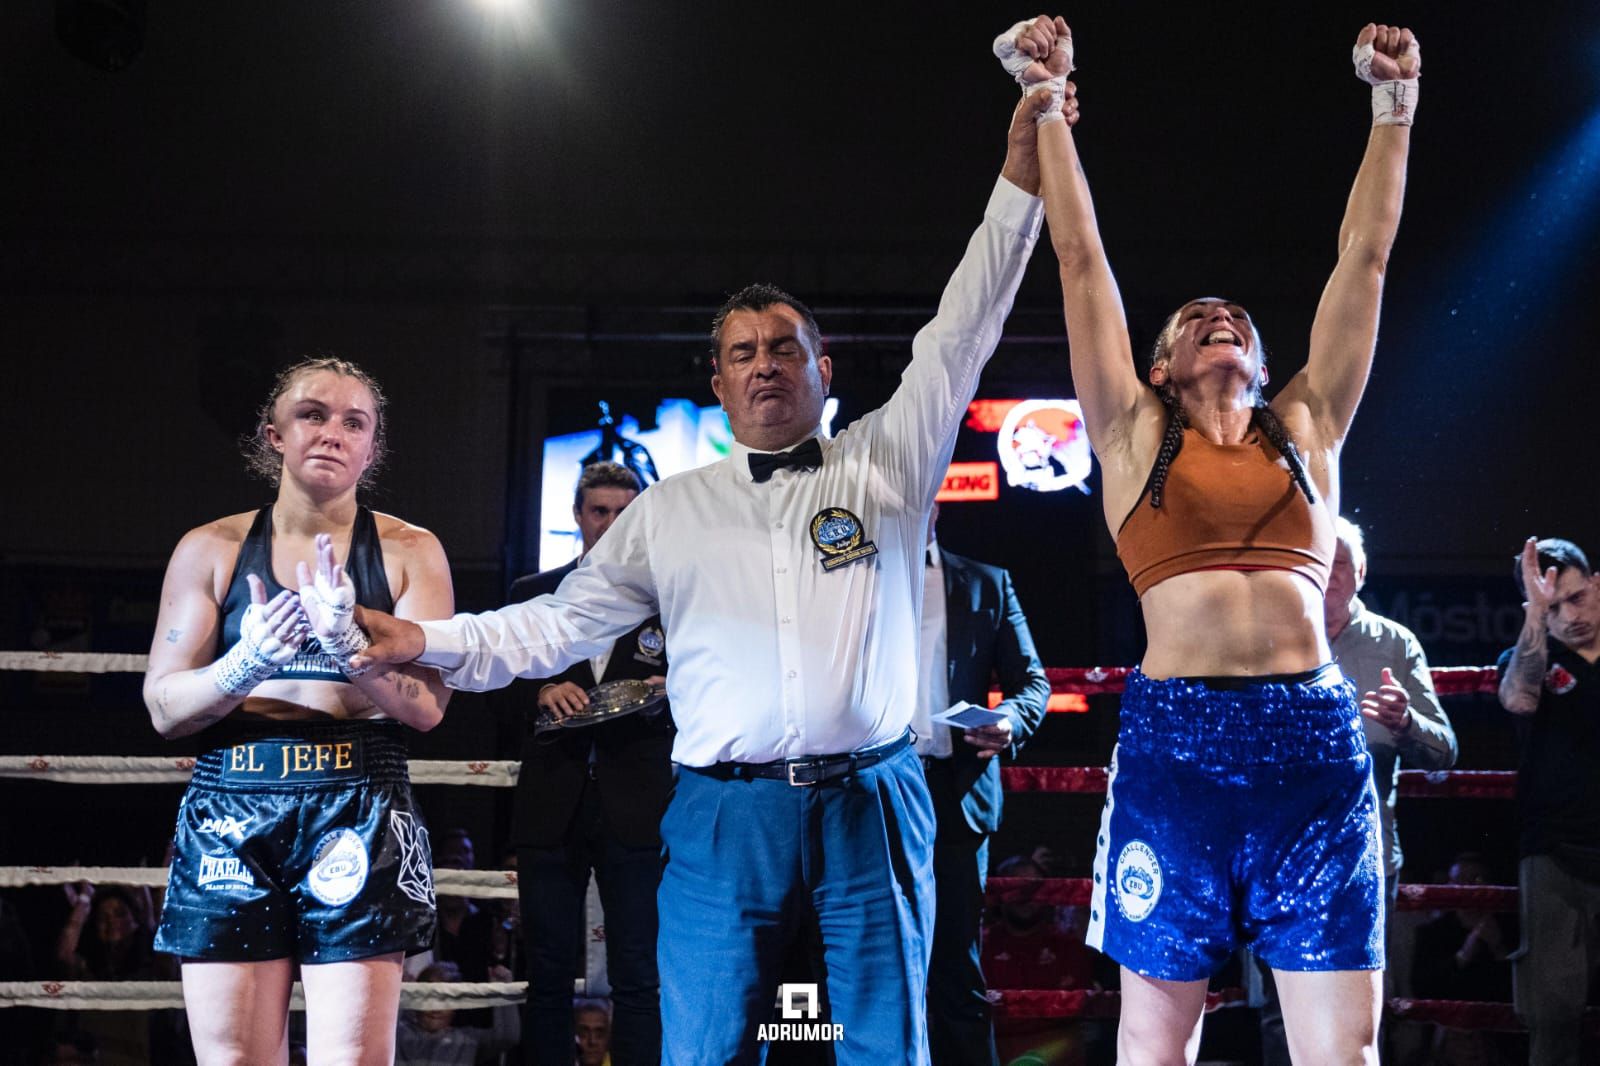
[814, 515, 857, 546]
[1114, 840, 1162, 923]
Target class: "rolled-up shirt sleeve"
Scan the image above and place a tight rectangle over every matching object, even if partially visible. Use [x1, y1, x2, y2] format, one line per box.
[416, 494, 659, 691]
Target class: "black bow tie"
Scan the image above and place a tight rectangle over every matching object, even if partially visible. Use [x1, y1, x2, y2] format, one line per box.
[748, 438, 823, 483]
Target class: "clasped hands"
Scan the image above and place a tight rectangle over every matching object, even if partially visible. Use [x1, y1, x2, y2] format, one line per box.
[235, 533, 369, 677]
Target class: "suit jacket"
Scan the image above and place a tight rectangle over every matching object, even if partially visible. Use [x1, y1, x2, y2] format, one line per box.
[932, 549, 1051, 835]
[507, 560, 675, 850]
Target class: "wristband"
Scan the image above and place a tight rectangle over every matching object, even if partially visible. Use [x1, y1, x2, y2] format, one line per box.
[320, 621, 373, 680]
[212, 602, 298, 696]
[1028, 77, 1068, 125]
[1369, 80, 1418, 126]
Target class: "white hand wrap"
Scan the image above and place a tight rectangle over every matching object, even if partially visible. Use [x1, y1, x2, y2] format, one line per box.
[301, 568, 372, 679]
[994, 20, 1073, 125]
[1352, 39, 1419, 126]
[213, 602, 301, 696]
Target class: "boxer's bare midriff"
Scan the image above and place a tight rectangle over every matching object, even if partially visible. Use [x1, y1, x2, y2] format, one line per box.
[1137, 567, 1329, 680]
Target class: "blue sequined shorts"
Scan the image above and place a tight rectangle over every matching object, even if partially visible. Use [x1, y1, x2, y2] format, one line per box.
[1085, 665, 1383, 980]
[154, 720, 436, 964]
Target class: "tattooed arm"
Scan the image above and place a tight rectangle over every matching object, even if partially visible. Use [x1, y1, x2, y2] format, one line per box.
[144, 522, 305, 738]
[1500, 538, 1556, 716]
[327, 519, 455, 731]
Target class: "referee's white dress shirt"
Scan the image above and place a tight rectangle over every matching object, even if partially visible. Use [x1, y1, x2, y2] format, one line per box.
[913, 543, 954, 759]
[418, 177, 1043, 767]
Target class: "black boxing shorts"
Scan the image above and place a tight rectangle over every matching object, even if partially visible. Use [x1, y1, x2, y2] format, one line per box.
[153, 719, 436, 964]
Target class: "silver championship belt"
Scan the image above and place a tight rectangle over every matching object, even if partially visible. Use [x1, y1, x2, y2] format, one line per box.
[534, 678, 667, 737]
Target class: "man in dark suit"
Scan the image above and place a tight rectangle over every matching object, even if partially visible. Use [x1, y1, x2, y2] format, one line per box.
[509, 461, 672, 1066]
[917, 505, 1050, 1066]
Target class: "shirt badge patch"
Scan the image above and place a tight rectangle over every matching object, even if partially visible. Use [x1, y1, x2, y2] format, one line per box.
[634, 624, 666, 665]
[1545, 663, 1578, 695]
[809, 507, 878, 571]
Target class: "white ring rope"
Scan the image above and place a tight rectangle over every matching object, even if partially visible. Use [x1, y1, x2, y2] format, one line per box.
[0, 981, 527, 1011]
[0, 866, 520, 899]
[0, 652, 149, 673]
[0, 756, 521, 787]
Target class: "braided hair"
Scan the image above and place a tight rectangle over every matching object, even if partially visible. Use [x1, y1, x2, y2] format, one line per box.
[1144, 303, 1315, 510]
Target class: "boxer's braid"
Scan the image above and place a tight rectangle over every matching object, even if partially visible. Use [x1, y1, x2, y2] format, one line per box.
[1249, 403, 1316, 504]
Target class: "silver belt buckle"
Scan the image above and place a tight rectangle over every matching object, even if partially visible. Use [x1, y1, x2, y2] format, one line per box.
[786, 760, 817, 787]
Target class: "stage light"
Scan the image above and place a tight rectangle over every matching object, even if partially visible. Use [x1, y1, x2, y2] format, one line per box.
[1431, 109, 1600, 350]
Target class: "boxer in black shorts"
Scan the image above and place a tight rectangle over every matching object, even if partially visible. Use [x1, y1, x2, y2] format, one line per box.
[144, 357, 454, 1064]
[157, 719, 436, 964]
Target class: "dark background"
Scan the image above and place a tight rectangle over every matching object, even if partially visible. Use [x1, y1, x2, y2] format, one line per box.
[0, 2, 1595, 1037]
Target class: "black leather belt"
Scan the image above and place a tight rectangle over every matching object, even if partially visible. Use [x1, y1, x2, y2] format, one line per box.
[692, 731, 911, 786]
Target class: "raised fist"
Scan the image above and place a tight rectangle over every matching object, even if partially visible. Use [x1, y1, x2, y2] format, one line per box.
[1354, 23, 1420, 83]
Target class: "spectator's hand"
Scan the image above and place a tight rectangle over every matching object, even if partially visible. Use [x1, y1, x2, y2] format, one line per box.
[963, 717, 1014, 759]
[486, 964, 513, 983]
[1359, 667, 1412, 735]
[1472, 914, 1506, 957]
[1520, 537, 1559, 623]
[539, 681, 590, 720]
[62, 882, 93, 913]
[1031, 844, 1065, 875]
[348, 606, 424, 670]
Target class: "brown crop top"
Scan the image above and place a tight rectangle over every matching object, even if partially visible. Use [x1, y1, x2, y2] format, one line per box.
[1115, 427, 1334, 599]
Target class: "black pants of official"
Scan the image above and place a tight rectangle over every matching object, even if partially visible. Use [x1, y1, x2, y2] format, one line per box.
[518, 779, 663, 1066]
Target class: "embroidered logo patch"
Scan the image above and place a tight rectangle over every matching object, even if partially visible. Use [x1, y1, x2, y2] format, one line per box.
[197, 853, 255, 891]
[305, 828, 369, 907]
[196, 814, 253, 839]
[808, 507, 878, 571]
[1546, 664, 1578, 695]
[1114, 840, 1162, 923]
[634, 624, 666, 665]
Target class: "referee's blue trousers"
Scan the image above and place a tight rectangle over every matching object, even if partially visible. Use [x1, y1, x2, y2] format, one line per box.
[657, 742, 936, 1065]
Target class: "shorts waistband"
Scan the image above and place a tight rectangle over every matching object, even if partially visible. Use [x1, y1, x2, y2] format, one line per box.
[190, 719, 409, 790]
[1119, 665, 1363, 766]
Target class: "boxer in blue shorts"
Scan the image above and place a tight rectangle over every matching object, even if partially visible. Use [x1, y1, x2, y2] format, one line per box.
[144, 357, 454, 1064]
[1005, 13, 1421, 1063]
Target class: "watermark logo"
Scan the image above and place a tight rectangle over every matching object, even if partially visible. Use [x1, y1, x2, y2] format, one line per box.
[757, 983, 844, 1044]
[782, 984, 819, 1020]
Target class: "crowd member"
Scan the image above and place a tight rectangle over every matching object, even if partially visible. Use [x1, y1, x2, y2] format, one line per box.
[31, 1031, 98, 1066]
[349, 82, 1067, 1063]
[1498, 536, 1600, 1066]
[917, 505, 1050, 1065]
[984, 854, 1101, 1066]
[1257, 516, 1457, 1065]
[1014, 12, 1418, 1062]
[54, 884, 158, 982]
[574, 999, 613, 1066]
[52, 884, 178, 1066]
[142, 357, 453, 1064]
[395, 961, 521, 1066]
[1410, 853, 1516, 1066]
[508, 460, 670, 1066]
[433, 828, 481, 969]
